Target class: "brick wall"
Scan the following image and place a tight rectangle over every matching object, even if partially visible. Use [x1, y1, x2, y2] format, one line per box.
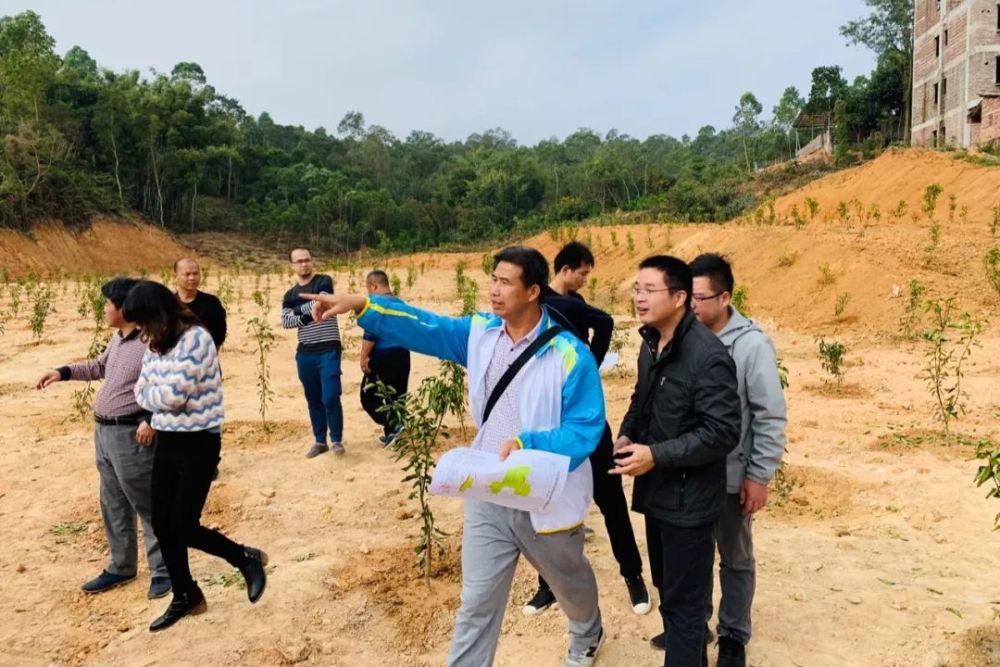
[982, 96, 1000, 143]
[912, 0, 1000, 147]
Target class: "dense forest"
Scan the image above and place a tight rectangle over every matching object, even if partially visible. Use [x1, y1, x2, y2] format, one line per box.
[0, 2, 910, 252]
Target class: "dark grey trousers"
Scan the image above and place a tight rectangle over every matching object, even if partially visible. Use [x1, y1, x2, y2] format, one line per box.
[712, 493, 756, 645]
[94, 423, 167, 578]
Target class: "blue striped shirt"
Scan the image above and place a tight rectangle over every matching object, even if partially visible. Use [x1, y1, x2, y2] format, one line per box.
[134, 326, 224, 432]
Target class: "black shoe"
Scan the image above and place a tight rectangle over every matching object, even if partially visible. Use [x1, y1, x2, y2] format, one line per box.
[649, 625, 713, 651]
[239, 546, 268, 603]
[521, 585, 556, 616]
[625, 576, 651, 615]
[717, 635, 746, 667]
[149, 588, 207, 632]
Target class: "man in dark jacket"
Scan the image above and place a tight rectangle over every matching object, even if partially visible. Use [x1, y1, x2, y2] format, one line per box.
[612, 255, 741, 667]
[173, 258, 227, 350]
[523, 242, 651, 618]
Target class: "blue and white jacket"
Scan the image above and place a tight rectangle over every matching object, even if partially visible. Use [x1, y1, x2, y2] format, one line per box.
[134, 325, 224, 432]
[357, 295, 606, 533]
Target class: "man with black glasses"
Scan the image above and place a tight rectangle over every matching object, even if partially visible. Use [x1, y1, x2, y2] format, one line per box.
[612, 255, 740, 667]
[282, 248, 345, 458]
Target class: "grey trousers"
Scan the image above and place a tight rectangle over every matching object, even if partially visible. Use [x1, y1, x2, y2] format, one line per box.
[446, 501, 603, 667]
[712, 493, 755, 645]
[94, 423, 167, 578]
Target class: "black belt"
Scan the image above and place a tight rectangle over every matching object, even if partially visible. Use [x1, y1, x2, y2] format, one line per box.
[94, 412, 150, 426]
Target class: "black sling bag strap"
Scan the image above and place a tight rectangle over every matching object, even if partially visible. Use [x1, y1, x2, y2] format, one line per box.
[481, 325, 564, 425]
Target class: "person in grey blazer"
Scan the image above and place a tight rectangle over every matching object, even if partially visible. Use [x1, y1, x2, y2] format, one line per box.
[688, 253, 788, 667]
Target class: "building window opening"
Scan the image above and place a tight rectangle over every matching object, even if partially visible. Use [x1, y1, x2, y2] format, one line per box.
[933, 82, 939, 105]
[935, 36, 940, 57]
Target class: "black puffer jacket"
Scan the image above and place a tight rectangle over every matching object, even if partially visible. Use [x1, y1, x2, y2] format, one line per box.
[619, 310, 741, 527]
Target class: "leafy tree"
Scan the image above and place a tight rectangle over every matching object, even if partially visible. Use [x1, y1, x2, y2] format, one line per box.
[805, 66, 848, 116]
[773, 86, 805, 158]
[0, 10, 59, 123]
[733, 92, 763, 172]
[61, 46, 97, 80]
[840, 0, 913, 140]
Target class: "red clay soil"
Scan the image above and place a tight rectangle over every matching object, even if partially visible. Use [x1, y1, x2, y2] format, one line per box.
[0, 216, 191, 279]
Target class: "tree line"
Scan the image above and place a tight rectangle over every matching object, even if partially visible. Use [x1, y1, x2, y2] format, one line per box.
[0, 2, 909, 252]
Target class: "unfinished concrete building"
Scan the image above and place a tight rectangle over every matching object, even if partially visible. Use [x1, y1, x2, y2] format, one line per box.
[912, 0, 1000, 147]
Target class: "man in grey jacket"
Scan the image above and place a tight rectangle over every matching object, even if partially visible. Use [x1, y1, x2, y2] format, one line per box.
[689, 253, 787, 667]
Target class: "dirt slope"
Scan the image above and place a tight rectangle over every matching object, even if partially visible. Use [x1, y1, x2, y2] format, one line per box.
[0, 216, 192, 279]
[770, 149, 1000, 226]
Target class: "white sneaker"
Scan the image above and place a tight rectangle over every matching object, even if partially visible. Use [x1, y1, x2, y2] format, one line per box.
[563, 628, 605, 667]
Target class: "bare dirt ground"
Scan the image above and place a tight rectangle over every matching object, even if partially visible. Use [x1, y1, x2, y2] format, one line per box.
[1, 151, 999, 666]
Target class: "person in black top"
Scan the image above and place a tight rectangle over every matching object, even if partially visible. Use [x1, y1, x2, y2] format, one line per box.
[612, 255, 740, 667]
[523, 241, 651, 619]
[359, 270, 410, 446]
[173, 258, 227, 350]
[282, 248, 345, 458]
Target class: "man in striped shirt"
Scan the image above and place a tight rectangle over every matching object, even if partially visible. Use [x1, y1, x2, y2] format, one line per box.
[33, 277, 171, 600]
[282, 248, 345, 458]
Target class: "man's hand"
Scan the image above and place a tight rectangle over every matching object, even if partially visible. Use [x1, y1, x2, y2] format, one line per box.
[34, 370, 60, 390]
[613, 434, 632, 454]
[608, 443, 654, 477]
[135, 422, 156, 447]
[360, 356, 371, 375]
[499, 438, 521, 462]
[301, 293, 367, 321]
[740, 478, 768, 515]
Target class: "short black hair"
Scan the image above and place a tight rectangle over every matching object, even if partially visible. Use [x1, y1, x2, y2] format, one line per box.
[638, 255, 692, 309]
[689, 253, 734, 294]
[289, 247, 311, 261]
[100, 277, 140, 308]
[493, 246, 549, 290]
[554, 241, 595, 273]
[365, 270, 390, 288]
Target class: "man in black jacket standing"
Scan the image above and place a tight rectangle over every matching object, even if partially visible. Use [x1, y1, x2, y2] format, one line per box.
[173, 258, 227, 350]
[523, 241, 651, 618]
[612, 255, 740, 667]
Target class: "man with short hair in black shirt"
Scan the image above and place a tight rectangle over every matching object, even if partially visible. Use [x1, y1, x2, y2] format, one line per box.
[173, 258, 227, 350]
[522, 241, 652, 619]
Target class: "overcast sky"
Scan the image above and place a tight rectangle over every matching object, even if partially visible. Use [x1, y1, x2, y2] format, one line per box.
[22, 0, 877, 144]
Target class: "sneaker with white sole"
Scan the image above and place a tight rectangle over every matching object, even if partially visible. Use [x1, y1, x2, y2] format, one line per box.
[563, 628, 605, 667]
[625, 576, 651, 615]
[521, 585, 556, 616]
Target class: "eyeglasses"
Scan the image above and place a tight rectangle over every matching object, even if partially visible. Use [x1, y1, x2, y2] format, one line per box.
[291, 258, 313, 264]
[691, 292, 724, 303]
[631, 286, 680, 297]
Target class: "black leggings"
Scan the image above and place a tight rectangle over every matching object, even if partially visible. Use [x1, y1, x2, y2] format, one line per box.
[152, 430, 245, 596]
[360, 347, 411, 436]
[539, 423, 644, 590]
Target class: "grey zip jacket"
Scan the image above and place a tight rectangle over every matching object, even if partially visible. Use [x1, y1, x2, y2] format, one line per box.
[717, 307, 787, 492]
